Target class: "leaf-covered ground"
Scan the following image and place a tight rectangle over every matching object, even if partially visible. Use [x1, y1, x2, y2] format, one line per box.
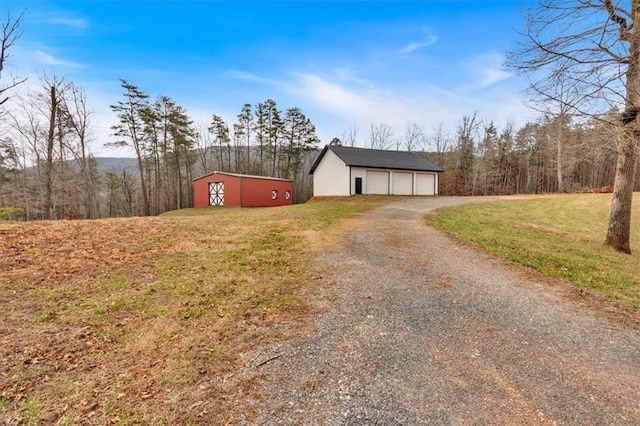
[0, 199, 382, 425]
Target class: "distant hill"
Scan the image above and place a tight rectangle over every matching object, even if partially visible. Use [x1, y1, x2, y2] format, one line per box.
[93, 157, 138, 174]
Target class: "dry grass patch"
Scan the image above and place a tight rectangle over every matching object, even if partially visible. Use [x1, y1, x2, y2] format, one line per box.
[0, 196, 387, 425]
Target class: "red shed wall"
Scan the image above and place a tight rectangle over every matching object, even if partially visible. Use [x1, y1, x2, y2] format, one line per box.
[193, 174, 242, 207]
[193, 173, 293, 207]
[240, 177, 294, 207]
[193, 178, 210, 207]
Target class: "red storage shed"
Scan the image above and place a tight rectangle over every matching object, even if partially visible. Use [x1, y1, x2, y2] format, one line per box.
[193, 171, 294, 207]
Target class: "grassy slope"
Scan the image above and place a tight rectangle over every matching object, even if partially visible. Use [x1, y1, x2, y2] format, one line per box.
[0, 197, 386, 425]
[429, 193, 640, 309]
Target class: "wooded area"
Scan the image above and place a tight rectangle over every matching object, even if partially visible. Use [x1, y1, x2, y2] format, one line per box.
[1, 78, 638, 220]
[0, 75, 321, 219]
[0, 5, 639, 223]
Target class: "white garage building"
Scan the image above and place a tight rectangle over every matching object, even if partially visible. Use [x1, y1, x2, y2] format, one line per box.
[310, 145, 444, 197]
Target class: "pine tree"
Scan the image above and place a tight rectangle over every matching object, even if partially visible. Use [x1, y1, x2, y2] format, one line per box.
[209, 115, 231, 172]
[110, 80, 151, 216]
[237, 103, 253, 173]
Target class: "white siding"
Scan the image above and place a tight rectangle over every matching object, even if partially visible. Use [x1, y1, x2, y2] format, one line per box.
[366, 171, 389, 194]
[314, 150, 439, 197]
[416, 173, 436, 195]
[392, 172, 413, 195]
[313, 150, 351, 196]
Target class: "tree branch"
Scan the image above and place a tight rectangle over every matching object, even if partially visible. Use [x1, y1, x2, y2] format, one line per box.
[603, 0, 631, 41]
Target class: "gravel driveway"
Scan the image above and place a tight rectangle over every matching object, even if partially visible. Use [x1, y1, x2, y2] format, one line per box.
[230, 196, 640, 425]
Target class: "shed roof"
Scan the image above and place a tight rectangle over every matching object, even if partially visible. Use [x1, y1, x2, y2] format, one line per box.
[309, 145, 444, 174]
[192, 171, 293, 182]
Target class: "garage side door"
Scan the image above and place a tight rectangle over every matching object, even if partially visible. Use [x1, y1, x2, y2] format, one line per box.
[366, 171, 389, 194]
[416, 173, 435, 195]
[392, 172, 413, 195]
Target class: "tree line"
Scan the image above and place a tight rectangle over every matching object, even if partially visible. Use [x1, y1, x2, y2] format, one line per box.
[1, 73, 637, 220]
[109, 80, 319, 217]
[0, 75, 321, 219]
[332, 110, 635, 197]
[431, 111, 631, 196]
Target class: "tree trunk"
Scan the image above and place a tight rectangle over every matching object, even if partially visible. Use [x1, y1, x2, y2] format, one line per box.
[605, 1, 640, 253]
[44, 85, 57, 220]
[604, 131, 637, 253]
[246, 128, 251, 174]
[557, 118, 563, 193]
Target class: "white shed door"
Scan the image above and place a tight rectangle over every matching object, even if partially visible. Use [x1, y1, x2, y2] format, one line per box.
[416, 173, 435, 195]
[366, 171, 389, 194]
[392, 172, 413, 195]
[209, 182, 225, 206]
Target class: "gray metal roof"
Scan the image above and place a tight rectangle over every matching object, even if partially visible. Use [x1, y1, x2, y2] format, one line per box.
[310, 145, 444, 174]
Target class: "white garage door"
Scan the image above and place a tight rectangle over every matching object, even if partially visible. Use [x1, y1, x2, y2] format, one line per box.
[392, 172, 413, 195]
[366, 171, 389, 194]
[416, 173, 435, 195]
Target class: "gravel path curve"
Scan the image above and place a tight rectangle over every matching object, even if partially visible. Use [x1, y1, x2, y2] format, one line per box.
[231, 196, 640, 425]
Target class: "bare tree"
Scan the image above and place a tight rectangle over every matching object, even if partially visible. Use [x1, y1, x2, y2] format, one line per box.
[0, 10, 26, 211]
[61, 82, 100, 218]
[403, 122, 424, 152]
[41, 75, 70, 219]
[526, 77, 579, 193]
[194, 123, 215, 174]
[428, 124, 452, 168]
[7, 74, 72, 219]
[0, 10, 26, 108]
[454, 113, 479, 195]
[368, 123, 394, 150]
[340, 124, 359, 147]
[508, 0, 639, 253]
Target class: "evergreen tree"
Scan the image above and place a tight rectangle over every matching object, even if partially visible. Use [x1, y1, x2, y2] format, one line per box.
[109, 80, 151, 216]
[237, 103, 253, 173]
[209, 115, 231, 172]
[282, 107, 319, 179]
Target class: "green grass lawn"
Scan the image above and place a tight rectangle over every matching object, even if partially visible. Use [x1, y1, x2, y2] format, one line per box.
[428, 194, 640, 309]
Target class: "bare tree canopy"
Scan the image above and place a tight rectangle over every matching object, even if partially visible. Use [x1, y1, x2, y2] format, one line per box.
[367, 123, 395, 150]
[509, 1, 631, 114]
[0, 10, 26, 107]
[508, 0, 639, 254]
[339, 124, 359, 147]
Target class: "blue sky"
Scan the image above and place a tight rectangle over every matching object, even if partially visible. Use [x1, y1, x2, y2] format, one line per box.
[5, 0, 538, 156]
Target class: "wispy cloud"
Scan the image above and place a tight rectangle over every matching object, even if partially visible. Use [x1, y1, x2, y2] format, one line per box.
[399, 36, 438, 55]
[285, 72, 452, 129]
[47, 18, 89, 30]
[226, 70, 280, 86]
[465, 52, 512, 87]
[480, 67, 512, 87]
[218, 67, 533, 145]
[35, 50, 84, 68]
[332, 67, 374, 87]
[398, 27, 438, 55]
